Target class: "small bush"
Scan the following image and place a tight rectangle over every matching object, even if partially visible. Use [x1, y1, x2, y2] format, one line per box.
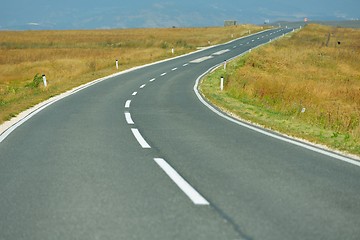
[26, 73, 43, 88]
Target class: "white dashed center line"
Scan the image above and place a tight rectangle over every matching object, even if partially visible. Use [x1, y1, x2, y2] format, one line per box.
[161, 72, 167, 76]
[132, 91, 138, 96]
[183, 63, 189, 66]
[172, 67, 178, 71]
[212, 49, 230, 55]
[140, 84, 146, 89]
[125, 100, 131, 108]
[131, 128, 151, 149]
[154, 158, 209, 205]
[190, 56, 213, 63]
[150, 78, 155, 82]
[125, 112, 134, 125]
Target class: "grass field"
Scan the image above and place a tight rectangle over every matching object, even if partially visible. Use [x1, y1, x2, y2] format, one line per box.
[0, 25, 264, 123]
[200, 24, 360, 156]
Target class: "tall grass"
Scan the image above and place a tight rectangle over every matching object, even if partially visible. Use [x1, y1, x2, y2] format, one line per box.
[0, 25, 264, 123]
[201, 24, 360, 155]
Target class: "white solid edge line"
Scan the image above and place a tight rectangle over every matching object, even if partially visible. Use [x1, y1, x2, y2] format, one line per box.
[125, 112, 134, 125]
[154, 158, 209, 205]
[131, 128, 151, 149]
[193, 47, 360, 168]
[125, 100, 131, 108]
[0, 28, 279, 143]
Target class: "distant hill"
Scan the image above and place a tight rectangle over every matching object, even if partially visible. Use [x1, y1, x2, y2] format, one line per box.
[311, 20, 360, 28]
[271, 20, 360, 29]
[1, 0, 359, 30]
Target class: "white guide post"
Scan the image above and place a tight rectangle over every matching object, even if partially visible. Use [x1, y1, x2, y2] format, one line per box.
[220, 76, 224, 91]
[42, 74, 47, 88]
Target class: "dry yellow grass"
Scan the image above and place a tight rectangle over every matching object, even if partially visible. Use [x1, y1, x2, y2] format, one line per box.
[0, 25, 264, 123]
[201, 24, 360, 155]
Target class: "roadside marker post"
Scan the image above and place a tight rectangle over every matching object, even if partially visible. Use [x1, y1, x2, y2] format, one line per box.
[116, 59, 119, 69]
[224, 60, 227, 70]
[220, 76, 224, 91]
[42, 74, 47, 88]
[172, 48, 175, 55]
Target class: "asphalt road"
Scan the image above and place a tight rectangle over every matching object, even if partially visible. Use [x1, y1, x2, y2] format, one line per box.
[1, 27, 359, 240]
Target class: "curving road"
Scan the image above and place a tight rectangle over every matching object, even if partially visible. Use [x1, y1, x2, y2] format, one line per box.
[1, 27, 359, 240]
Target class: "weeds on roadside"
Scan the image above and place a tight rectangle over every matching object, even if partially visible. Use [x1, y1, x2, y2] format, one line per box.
[25, 73, 43, 88]
[201, 24, 360, 155]
[0, 25, 266, 123]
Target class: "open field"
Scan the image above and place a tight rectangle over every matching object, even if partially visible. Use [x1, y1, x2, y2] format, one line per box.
[0, 25, 264, 123]
[200, 24, 360, 156]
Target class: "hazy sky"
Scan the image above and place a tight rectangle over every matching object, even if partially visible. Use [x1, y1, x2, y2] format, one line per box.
[1, 0, 359, 30]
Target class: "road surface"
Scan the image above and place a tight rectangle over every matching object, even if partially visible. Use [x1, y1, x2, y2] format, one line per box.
[1, 27, 359, 240]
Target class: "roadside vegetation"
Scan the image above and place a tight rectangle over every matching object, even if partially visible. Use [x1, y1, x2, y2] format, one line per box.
[200, 24, 360, 156]
[0, 25, 264, 123]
